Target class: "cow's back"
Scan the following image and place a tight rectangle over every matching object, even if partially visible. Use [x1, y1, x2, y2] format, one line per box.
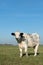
[27, 33, 40, 47]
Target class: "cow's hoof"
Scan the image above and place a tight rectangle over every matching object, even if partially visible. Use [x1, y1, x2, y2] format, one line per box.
[34, 54, 37, 56]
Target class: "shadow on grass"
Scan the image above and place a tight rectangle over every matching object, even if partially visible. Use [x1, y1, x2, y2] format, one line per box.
[22, 53, 39, 57]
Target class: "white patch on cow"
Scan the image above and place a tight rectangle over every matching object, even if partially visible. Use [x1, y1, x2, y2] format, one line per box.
[18, 41, 28, 57]
[15, 32, 20, 38]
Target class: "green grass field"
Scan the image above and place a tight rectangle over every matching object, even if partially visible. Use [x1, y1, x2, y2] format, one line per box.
[0, 45, 43, 65]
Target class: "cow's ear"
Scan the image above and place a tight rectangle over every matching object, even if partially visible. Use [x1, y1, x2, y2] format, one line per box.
[11, 33, 15, 36]
[20, 33, 23, 36]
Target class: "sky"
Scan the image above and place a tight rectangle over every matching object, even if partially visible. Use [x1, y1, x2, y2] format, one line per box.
[0, 0, 43, 45]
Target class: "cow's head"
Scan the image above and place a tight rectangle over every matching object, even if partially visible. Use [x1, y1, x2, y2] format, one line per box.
[11, 32, 24, 43]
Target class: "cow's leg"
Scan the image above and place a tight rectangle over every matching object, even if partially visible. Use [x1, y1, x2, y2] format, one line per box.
[34, 43, 39, 56]
[19, 48, 22, 57]
[24, 47, 28, 57]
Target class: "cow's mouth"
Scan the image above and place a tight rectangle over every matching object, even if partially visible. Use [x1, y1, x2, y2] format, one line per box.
[16, 38, 21, 43]
[16, 37, 26, 43]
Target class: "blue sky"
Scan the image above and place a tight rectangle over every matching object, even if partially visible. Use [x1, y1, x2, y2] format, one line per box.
[0, 0, 43, 44]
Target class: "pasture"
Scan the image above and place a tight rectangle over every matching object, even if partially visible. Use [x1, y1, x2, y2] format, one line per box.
[0, 45, 43, 65]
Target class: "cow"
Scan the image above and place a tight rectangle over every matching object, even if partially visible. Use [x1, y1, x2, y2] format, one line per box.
[11, 32, 40, 57]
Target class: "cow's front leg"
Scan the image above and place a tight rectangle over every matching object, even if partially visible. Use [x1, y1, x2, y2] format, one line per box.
[25, 47, 28, 57]
[19, 48, 22, 57]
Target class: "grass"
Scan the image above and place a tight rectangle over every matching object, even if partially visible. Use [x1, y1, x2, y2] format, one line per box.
[0, 45, 43, 65]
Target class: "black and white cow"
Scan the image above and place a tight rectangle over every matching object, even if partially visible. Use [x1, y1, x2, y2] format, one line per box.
[11, 32, 40, 57]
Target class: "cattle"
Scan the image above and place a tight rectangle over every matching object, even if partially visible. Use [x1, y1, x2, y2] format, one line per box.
[11, 32, 40, 57]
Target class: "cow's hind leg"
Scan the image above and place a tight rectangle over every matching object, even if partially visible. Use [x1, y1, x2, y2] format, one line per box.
[34, 44, 39, 56]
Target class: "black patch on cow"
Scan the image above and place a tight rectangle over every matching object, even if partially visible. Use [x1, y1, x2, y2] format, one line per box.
[20, 33, 23, 37]
[16, 36, 25, 43]
[11, 33, 15, 36]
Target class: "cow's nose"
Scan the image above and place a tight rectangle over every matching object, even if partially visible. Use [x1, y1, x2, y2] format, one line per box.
[16, 38, 18, 40]
[16, 38, 20, 40]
